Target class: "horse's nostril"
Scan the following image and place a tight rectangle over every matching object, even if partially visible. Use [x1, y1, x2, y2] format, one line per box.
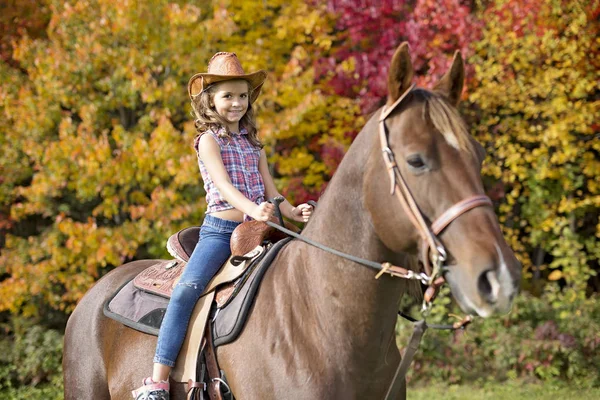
[478, 270, 498, 304]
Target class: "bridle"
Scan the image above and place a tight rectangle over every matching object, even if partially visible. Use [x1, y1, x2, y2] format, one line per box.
[377, 84, 493, 300]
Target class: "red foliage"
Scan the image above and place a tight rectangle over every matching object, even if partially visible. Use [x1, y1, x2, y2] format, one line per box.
[406, 0, 481, 87]
[320, 141, 346, 176]
[0, 0, 50, 66]
[317, 0, 482, 113]
[281, 177, 320, 205]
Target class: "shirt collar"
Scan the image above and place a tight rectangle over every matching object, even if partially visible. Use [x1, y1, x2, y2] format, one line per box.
[216, 126, 247, 136]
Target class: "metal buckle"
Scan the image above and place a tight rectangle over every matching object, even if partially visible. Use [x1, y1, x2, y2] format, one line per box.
[211, 377, 231, 394]
[428, 244, 447, 285]
[403, 270, 431, 285]
[382, 147, 395, 165]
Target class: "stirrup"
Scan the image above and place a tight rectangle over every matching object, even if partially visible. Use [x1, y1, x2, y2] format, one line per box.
[132, 377, 170, 400]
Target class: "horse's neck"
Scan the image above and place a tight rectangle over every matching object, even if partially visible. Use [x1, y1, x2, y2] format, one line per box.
[295, 116, 404, 354]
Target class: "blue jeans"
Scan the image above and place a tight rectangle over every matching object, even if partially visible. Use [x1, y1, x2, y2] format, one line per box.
[154, 214, 240, 367]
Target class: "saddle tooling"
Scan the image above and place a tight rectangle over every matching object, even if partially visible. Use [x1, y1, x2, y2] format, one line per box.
[104, 220, 298, 400]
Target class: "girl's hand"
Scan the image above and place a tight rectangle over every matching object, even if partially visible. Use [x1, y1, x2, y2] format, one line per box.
[251, 202, 275, 222]
[291, 203, 313, 222]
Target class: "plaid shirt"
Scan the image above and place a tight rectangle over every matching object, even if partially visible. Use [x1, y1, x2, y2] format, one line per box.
[198, 127, 265, 218]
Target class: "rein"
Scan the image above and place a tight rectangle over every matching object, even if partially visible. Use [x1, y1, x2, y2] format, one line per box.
[264, 220, 431, 283]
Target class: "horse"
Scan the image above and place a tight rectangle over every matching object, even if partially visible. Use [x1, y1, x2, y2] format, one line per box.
[63, 43, 521, 400]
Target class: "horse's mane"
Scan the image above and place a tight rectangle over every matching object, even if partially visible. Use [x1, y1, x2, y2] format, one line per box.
[406, 88, 477, 156]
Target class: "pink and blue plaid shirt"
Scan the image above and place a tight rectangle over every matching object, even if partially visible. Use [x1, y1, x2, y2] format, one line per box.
[197, 127, 265, 218]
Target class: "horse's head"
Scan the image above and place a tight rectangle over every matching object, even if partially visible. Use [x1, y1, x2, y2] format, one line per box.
[364, 43, 521, 317]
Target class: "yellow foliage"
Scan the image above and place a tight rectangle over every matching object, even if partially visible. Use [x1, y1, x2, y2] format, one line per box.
[468, 0, 599, 291]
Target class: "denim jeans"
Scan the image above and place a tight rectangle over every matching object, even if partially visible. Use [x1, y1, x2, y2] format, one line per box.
[154, 214, 240, 367]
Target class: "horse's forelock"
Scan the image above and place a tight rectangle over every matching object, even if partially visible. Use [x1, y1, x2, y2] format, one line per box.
[409, 89, 476, 157]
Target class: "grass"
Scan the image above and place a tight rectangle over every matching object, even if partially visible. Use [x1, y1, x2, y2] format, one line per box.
[409, 380, 600, 400]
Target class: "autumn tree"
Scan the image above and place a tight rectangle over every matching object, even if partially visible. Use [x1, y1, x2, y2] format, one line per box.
[467, 0, 599, 299]
[0, 0, 337, 317]
[318, 0, 481, 113]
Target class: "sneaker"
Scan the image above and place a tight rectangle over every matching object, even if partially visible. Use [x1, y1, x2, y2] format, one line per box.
[132, 377, 170, 400]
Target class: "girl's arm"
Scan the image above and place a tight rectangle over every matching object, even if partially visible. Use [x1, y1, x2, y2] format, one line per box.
[198, 134, 273, 221]
[258, 149, 313, 222]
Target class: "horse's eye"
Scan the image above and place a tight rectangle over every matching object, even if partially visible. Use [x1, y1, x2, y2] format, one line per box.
[407, 155, 426, 170]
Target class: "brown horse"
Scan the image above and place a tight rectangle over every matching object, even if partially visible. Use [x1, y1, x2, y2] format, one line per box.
[63, 43, 521, 400]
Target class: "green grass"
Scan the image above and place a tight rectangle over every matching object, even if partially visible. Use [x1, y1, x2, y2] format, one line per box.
[409, 380, 600, 400]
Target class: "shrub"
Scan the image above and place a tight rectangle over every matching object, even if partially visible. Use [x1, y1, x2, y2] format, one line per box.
[398, 290, 600, 388]
[0, 319, 63, 393]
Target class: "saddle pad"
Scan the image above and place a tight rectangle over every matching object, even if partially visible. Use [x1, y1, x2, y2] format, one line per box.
[103, 277, 169, 336]
[213, 237, 293, 347]
[104, 279, 214, 383]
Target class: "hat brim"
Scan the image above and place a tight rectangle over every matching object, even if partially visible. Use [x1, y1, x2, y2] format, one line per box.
[188, 70, 267, 103]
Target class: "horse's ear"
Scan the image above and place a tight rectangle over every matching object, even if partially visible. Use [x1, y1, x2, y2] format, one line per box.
[387, 42, 414, 105]
[432, 50, 465, 106]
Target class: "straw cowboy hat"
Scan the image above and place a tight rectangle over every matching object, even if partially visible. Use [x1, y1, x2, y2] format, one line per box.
[188, 52, 267, 103]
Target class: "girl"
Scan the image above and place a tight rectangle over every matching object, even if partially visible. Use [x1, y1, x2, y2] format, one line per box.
[132, 52, 313, 400]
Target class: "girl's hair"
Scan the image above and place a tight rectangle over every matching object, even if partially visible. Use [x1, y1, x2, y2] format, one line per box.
[191, 80, 263, 152]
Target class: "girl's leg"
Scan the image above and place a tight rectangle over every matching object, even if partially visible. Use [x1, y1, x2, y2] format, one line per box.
[152, 216, 239, 375]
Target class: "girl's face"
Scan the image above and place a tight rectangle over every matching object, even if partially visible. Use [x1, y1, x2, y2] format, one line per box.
[212, 80, 250, 132]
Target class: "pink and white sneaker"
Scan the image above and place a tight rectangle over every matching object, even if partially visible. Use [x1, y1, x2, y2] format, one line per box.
[132, 377, 170, 400]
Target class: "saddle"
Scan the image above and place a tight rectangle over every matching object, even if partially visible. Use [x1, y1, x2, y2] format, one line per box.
[131, 220, 299, 306]
[165, 219, 299, 262]
[104, 219, 299, 399]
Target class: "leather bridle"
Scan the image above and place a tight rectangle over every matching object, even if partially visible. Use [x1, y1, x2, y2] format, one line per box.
[378, 84, 493, 295]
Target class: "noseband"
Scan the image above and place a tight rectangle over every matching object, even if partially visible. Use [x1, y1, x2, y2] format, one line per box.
[378, 84, 493, 289]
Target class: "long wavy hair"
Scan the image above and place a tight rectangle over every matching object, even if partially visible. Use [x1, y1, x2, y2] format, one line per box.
[191, 80, 262, 152]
